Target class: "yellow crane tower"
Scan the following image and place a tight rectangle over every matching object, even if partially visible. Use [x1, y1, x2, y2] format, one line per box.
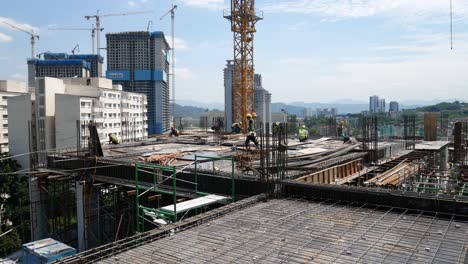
[224, 0, 263, 132]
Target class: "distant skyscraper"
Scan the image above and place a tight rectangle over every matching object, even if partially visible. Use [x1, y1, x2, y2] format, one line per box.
[106, 31, 170, 134]
[379, 99, 386, 112]
[369, 95, 379, 113]
[254, 74, 271, 130]
[224, 64, 271, 132]
[389, 101, 399, 112]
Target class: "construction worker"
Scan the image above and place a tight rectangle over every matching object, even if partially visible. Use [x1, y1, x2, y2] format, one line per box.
[298, 124, 309, 142]
[337, 120, 345, 137]
[231, 122, 242, 134]
[245, 113, 259, 150]
[169, 126, 179, 137]
[272, 122, 281, 135]
[109, 133, 119, 144]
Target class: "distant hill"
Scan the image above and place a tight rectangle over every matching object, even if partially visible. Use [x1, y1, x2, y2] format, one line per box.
[175, 104, 212, 118]
[409, 101, 468, 118]
[272, 101, 434, 115]
[177, 99, 224, 111]
[414, 101, 467, 112]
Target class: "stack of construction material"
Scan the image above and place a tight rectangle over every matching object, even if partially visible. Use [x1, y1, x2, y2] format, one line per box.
[365, 159, 419, 186]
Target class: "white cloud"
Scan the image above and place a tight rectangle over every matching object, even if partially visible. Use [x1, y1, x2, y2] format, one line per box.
[0, 16, 39, 33]
[128, 1, 136, 6]
[180, 0, 225, 9]
[263, 0, 468, 25]
[263, 33, 468, 102]
[176, 68, 194, 79]
[287, 20, 309, 31]
[0, 32, 12, 42]
[167, 36, 189, 50]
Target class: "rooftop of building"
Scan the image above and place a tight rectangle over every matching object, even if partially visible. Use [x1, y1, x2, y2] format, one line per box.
[0, 80, 27, 93]
[42, 52, 104, 61]
[31, 59, 92, 69]
[105, 31, 170, 48]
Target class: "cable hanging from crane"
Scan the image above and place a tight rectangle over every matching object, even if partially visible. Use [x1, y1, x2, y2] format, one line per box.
[450, 0, 453, 50]
[161, 4, 178, 122]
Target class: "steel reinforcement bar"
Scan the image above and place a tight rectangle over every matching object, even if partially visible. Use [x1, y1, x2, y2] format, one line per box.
[54, 194, 267, 264]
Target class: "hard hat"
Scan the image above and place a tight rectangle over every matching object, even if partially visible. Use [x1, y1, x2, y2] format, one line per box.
[340, 121, 345, 125]
[246, 113, 252, 118]
[301, 125, 306, 129]
[252, 112, 257, 118]
[239, 122, 242, 125]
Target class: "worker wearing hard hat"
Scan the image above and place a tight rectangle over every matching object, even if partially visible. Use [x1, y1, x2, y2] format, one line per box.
[109, 133, 120, 144]
[245, 113, 259, 150]
[231, 122, 242, 134]
[169, 126, 180, 137]
[337, 120, 345, 137]
[298, 124, 309, 142]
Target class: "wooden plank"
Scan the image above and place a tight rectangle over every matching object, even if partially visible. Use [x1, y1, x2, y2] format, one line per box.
[294, 159, 363, 182]
[335, 167, 376, 185]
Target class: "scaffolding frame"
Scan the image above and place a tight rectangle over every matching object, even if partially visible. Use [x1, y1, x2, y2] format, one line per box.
[135, 163, 177, 232]
[135, 158, 235, 233]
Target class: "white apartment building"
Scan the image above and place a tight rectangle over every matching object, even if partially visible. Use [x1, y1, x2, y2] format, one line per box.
[9, 77, 147, 169]
[0, 80, 28, 153]
[56, 78, 147, 149]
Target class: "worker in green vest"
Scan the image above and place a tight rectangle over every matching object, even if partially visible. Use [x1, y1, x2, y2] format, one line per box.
[109, 133, 120, 144]
[298, 124, 309, 142]
[245, 113, 259, 150]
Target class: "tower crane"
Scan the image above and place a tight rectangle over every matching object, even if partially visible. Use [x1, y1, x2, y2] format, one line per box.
[48, 25, 102, 54]
[84, 10, 153, 56]
[224, 1, 263, 132]
[161, 4, 178, 121]
[2, 21, 39, 58]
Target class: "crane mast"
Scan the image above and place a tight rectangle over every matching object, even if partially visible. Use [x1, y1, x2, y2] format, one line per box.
[224, 0, 263, 132]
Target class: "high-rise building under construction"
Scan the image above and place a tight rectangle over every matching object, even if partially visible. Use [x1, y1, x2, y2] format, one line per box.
[27, 52, 104, 89]
[106, 31, 170, 134]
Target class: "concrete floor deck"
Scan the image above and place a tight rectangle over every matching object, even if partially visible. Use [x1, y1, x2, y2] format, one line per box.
[97, 199, 468, 264]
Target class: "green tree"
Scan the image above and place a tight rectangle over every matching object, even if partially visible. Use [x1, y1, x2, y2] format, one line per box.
[0, 150, 30, 257]
[0, 229, 21, 256]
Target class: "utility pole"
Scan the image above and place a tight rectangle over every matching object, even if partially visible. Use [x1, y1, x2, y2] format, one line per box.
[2, 21, 39, 58]
[161, 4, 178, 121]
[85, 10, 153, 56]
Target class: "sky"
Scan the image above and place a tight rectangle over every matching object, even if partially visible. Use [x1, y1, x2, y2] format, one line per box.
[0, 0, 468, 104]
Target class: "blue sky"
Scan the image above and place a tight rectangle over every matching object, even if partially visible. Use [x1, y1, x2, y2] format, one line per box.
[1, 0, 468, 104]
